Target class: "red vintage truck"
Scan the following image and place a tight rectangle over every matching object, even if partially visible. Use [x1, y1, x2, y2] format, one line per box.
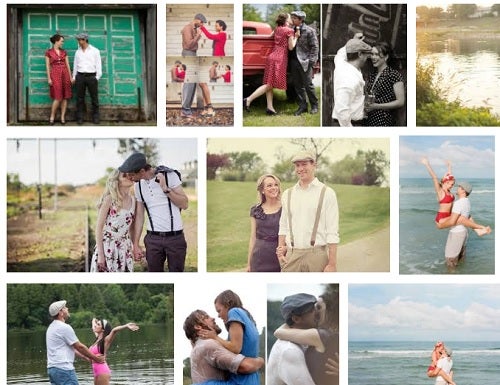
[242, 21, 275, 89]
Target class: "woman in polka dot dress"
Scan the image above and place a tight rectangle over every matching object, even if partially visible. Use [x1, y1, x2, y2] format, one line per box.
[244, 13, 298, 115]
[365, 42, 405, 126]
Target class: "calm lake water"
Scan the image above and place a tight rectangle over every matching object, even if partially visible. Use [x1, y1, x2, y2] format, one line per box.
[7, 324, 174, 385]
[418, 37, 500, 115]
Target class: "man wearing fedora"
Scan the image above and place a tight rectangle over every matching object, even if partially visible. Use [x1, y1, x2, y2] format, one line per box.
[276, 151, 339, 272]
[72, 32, 102, 125]
[119, 152, 189, 272]
[46, 300, 105, 385]
[289, 10, 319, 116]
[331, 37, 372, 126]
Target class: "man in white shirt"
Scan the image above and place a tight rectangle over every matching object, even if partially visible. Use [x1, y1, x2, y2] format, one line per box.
[331, 38, 372, 126]
[72, 32, 102, 125]
[119, 152, 189, 272]
[277, 151, 339, 272]
[267, 293, 318, 385]
[46, 300, 104, 385]
[429, 347, 455, 385]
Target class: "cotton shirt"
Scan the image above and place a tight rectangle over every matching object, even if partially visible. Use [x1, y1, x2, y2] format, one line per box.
[134, 172, 183, 232]
[450, 197, 471, 233]
[279, 178, 340, 248]
[46, 320, 79, 370]
[267, 339, 316, 385]
[190, 339, 244, 383]
[72, 44, 102, 80]
[436, 356, 453, 383]
[332, 60, 366, 126]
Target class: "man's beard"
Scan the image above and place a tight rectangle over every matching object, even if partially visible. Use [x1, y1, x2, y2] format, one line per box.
[201, 323, 222, 335]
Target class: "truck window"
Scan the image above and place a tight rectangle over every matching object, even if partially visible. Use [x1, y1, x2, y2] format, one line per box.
[243, 27, 257, 35]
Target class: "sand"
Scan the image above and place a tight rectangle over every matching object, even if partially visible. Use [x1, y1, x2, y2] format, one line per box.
[337, 226, 390, 272]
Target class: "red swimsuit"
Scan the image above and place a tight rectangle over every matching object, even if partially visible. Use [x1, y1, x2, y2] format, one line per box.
[435, 193, 454, 223]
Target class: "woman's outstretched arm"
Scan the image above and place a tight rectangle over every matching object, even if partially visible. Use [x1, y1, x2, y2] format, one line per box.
[421, 157, 443, 201]
[104, 322, 139, 353]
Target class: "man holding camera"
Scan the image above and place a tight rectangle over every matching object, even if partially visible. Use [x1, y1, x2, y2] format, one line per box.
[119, 152, 188, 272]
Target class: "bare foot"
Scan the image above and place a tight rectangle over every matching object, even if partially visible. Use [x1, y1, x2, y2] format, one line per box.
[474, 226, 491, 237]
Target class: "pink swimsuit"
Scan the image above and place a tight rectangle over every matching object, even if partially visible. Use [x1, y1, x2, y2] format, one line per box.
[90, 344, 111, 376]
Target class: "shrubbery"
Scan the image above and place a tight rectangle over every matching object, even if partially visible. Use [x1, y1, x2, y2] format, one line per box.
[416, 58, 500, 126]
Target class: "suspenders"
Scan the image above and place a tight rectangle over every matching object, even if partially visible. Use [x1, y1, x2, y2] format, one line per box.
[137, 174, 174, 232]
[287, 184, 327, 248]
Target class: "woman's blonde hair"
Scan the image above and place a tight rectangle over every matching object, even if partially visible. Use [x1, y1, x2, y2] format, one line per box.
[97, 169, 124, 210]
[256, 174, 281, 204]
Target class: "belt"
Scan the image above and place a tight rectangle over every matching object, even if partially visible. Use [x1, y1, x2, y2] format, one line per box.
[77, 72, 96, 76]
[333, 118, 364, 126]
[256, 235, 278, 241]
[147, 230, 183, 237]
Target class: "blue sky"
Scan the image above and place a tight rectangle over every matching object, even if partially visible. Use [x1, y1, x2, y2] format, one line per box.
[400, 136, 495, 179]
[7, 138, 198, 185]
[349, 284, 500, 341]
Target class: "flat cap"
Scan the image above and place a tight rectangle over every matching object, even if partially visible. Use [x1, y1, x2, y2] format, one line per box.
[291, 150, 315, 163]
[280, 293, 317, 319]
[291, 11, 306, 19]
[49, 300, 66, 316]
[458, 181, 472, 194]
[345, 38, 372, 53]
[75, 32, 89, 40]
[118, 152, 147, 173]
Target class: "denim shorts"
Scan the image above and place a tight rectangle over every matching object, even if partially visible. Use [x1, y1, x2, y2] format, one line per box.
[48, 367, 79, 385]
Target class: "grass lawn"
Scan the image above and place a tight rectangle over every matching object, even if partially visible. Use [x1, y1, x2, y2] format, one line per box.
[243, 88, 320, 127]
[207, 180, 389, 272]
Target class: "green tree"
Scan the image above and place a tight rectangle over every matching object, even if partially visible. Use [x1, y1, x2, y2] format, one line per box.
[243, 4, 263, 22]
[330, 154, 364, 185]
[447, 4, 477, 19]
[416, 6, 444, 23]
[207, 153, 230, 180]
[492, 4, 500, 15]
[223, 151, 266, 181]
[117, 138, 160, 165]
[362, 150, 389, 186]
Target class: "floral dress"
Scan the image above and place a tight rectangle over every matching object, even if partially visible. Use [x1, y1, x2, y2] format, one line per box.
[90, 198, 135, 272]
[45, 48, 72, 100]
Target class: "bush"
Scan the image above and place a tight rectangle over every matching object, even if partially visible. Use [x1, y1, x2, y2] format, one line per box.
[416, 57, 500, 126]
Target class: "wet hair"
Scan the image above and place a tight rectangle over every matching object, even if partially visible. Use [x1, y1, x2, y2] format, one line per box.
[276, 13, 289, 27]
[94, 319, 112, 354]
[215, 290, 256, 327]
[184, 310, 208, 343]
[216, 20, 227, 31]
[255, 174, 281, 204]
[50, 34, 64, 44]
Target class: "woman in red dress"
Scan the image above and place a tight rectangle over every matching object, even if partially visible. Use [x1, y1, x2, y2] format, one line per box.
[200, 19, 227, 56]
[45, 34, 72, 125]
[244, 14, 298, 115]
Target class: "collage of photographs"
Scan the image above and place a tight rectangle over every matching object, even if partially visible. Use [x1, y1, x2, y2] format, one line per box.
[2, 2, 499, 385]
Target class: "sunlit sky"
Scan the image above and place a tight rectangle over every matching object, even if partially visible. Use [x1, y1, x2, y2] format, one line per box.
[350, 285, 500, 341]
[400, 136, 494, 179]
[7, 138, 198, 185]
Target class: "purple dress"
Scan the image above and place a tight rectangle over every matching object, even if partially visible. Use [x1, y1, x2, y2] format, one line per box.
[249, 205, 281, 272]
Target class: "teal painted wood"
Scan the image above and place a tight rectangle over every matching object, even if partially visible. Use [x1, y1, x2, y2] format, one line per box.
[22, 9, 143, 107]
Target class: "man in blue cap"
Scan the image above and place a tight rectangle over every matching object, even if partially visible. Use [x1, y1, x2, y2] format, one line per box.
[289, 10, 319, 116]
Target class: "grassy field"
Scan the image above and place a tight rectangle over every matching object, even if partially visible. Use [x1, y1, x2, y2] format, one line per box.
[207, 180, 389, 272]
[7, 185, 198, 272]
[243, 88, 320, 127]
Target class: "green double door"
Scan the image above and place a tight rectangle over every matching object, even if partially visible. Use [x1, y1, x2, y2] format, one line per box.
[23, 9, 143, 108]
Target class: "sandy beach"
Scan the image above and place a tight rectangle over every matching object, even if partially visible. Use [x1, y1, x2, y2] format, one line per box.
[338, 226, 390, 272]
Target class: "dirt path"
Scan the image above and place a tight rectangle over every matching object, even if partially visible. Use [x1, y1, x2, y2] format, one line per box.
[337, 226, 390, 272]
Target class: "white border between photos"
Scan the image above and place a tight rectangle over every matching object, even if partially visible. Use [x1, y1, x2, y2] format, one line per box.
[2, 2, 499, 385]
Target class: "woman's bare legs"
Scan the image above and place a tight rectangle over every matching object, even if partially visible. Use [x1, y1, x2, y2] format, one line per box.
[95, 374, 111, 385]
[60, 99, 68, 123]
[265, 88, 275, 112]
[437, 215, 491, 236]
[50, 99, 61, 123]
[199, 83, 214, 116]
[246, 84, 272, 108]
